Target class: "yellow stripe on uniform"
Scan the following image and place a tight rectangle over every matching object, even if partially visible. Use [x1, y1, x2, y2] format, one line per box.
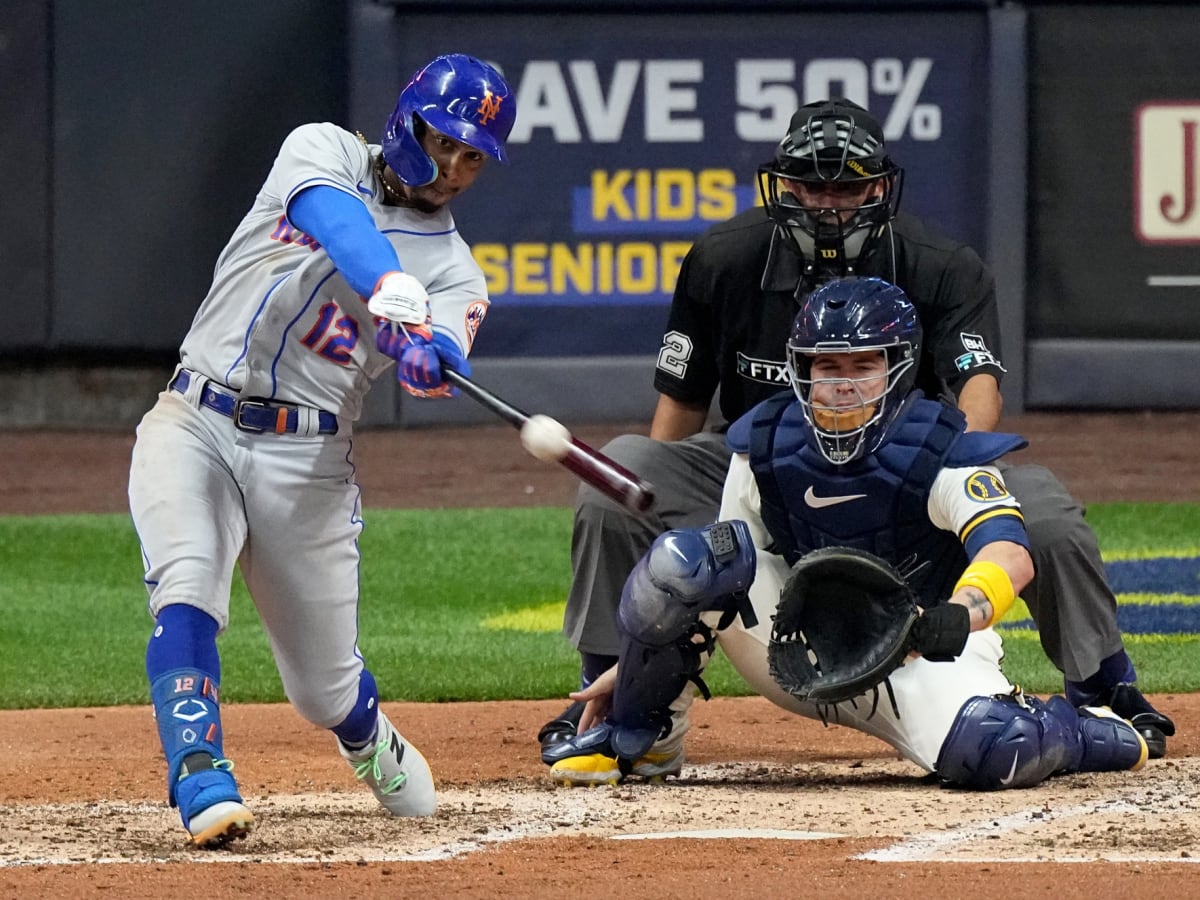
[959, 507, 1024, 544]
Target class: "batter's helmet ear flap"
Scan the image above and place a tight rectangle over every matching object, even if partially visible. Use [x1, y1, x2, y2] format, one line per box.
[382, 106, 438, 187]
[382, 53, 516, 187]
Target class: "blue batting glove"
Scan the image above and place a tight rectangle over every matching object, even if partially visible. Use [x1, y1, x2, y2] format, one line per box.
[375, 321, 431, 361]
[430, 332, 470, 381]
[379, 325, 470, 397]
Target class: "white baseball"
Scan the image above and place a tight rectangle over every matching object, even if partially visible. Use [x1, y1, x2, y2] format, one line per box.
[520, 414, 572, 462]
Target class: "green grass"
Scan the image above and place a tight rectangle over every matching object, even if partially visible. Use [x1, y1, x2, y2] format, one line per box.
[0, 504, 1196, 709]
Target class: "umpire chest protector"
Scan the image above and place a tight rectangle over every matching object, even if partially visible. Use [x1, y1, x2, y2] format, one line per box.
[729, 393, 1022, 604]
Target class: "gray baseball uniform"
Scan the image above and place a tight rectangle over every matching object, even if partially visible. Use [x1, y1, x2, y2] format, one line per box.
[130, 122, 488, 728]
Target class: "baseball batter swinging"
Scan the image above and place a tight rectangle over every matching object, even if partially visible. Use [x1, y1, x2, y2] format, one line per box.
[127, 54, 515, 847]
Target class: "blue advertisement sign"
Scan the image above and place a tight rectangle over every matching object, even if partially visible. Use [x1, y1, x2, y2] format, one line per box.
[352, 9, 990, 356]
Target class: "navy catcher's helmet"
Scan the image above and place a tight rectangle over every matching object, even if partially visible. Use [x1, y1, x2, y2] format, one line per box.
[758, 99, 902, 277]
[786, 277, 921, 465]
[383, 54, 516, 186]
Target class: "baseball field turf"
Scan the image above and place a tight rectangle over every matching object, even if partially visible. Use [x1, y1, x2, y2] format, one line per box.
[1, 503, 1197, 710]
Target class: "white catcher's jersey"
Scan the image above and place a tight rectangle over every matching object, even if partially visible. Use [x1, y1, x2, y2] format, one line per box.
[179, 122, 489, 422]
[706, 455, 1016, 770]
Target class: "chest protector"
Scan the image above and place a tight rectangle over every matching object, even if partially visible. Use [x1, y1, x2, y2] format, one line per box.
[740, 393, 1023, 605]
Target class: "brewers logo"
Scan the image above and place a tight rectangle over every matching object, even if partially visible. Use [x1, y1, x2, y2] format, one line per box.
[965, 470, 1009, 502]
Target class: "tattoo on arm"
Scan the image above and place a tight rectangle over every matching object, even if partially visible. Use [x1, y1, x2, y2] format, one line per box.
[961, 587, 992, 627]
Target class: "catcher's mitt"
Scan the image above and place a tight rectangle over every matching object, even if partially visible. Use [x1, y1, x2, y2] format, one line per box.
[767, 546, 923, 706]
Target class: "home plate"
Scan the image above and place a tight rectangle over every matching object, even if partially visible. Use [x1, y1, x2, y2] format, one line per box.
[611, 828, 844, 841]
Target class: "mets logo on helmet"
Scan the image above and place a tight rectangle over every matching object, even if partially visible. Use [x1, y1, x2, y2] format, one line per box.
[476, 91, 502, 125]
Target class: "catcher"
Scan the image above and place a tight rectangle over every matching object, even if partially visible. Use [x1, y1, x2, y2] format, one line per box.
[543, 277, 1149, 790]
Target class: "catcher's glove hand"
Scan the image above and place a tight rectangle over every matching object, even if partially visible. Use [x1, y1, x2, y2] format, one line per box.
[767, 546, 969, 707]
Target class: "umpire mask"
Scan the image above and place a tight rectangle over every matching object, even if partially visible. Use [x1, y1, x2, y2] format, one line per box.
[757, 99, 902, 278]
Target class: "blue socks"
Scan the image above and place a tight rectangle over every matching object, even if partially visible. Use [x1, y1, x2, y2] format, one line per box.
[332, 668, 381, 749]
[146, 604, 220, 682]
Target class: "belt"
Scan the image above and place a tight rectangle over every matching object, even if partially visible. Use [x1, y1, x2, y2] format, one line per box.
[169, 370, 339, 436]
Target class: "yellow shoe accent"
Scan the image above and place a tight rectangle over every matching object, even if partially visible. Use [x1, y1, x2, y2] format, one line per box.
[549, 753, 621, 786]
[549, 748, 684, 787]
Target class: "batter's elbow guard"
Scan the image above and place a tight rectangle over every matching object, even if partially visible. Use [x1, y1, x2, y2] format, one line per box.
[618, 520, 756, 645]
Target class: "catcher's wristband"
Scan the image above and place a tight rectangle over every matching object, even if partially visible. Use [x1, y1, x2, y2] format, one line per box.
[954, 561, 1015, 627]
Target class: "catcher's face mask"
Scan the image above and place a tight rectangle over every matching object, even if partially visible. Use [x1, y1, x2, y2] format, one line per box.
[788, 346, 915, 464]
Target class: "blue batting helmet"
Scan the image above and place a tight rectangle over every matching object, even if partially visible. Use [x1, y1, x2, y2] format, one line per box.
[786, 277, 921, 465]
[382, 54, 516, 186]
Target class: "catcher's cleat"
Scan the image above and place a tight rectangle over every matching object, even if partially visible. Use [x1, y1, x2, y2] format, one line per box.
[338, 711, 436, 817]
[1075, 704, 1149, 772]
[548, 748, 684, 788]
[175, 754, 254, 848]
[537, 700, 586, 754]
[1106, 683, 1174, 760]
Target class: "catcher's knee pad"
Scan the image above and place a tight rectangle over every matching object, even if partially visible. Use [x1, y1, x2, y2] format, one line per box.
[618, 520, 756, 645]
[936, 691, 1079, 790]
[150, 668, 227, 806]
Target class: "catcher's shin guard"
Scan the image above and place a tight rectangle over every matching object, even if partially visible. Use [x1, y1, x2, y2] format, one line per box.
[610, 625, 713, 759]
[936, 691, 1147, 790]
[607, 521, 756, 759]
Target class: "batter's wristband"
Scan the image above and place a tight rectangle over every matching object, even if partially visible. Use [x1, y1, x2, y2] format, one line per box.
[954, 561, 1015, 627]
[372, 270, 404, 295]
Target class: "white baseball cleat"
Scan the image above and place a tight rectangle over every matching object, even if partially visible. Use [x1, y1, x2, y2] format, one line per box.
[338, 712, 437, 816]
[186, 799, 255, 847]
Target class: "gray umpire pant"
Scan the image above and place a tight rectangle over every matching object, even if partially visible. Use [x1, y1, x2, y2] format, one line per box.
[998, 463, 1125, 682]
[562, 433, 1125, 685]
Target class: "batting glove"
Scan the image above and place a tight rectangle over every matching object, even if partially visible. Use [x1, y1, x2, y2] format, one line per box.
[376, 325, 470, 398]
[367, 271, 429, 325]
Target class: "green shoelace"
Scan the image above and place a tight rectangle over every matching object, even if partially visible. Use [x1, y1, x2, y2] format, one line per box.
[353, 738, 409, 794]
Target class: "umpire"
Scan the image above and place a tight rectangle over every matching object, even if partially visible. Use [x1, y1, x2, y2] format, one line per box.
[541, 97, 1175, 758]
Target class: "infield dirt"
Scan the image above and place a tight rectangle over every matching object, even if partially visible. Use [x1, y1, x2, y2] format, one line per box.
[1, 411, 1198, 898]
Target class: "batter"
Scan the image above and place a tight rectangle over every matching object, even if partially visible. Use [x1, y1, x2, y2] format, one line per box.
[127, 54, 515, 847]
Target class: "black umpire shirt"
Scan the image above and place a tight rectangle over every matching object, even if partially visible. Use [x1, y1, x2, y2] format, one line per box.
[653, 207, 1006, 431]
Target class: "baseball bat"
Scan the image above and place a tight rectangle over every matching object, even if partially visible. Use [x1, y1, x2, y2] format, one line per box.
[443, 368, 656, 515]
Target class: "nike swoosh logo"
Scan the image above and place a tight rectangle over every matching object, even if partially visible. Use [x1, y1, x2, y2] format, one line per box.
[803, 486, 867, 509]
[998, 751, 1020, 786]
[356, 180, 373, 197]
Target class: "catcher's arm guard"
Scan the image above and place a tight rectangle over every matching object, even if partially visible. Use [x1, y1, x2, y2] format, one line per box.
[767, 546, 922, 705]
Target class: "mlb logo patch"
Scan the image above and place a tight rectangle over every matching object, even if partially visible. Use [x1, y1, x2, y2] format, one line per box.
[1135, 102, 1200, 243]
